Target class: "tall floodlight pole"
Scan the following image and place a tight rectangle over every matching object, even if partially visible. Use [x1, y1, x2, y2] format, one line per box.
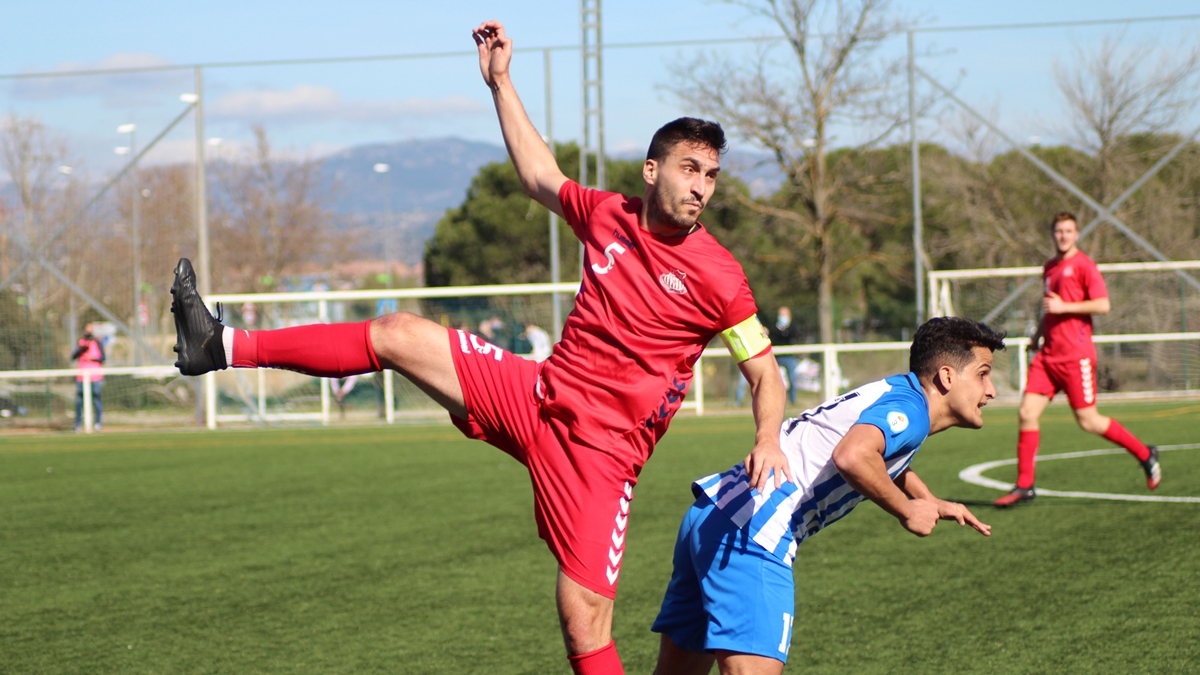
[185, 68, 210, 427]
[118, 123, 141, 364]
[374, 162, 393, 289]
[545, 49, 562, 339]
[580, 0, 605, 278]
[908, 31, 925, 326]
[193, 68, 210, 297]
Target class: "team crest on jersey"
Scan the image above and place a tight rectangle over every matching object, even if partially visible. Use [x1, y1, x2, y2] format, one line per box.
[659, 269, 688, 295]
[887, 411, 909, 433]
[1063, 266, 1074, 277]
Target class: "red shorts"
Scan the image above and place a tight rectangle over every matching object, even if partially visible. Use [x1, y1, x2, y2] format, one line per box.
[1025, 352, 1098, 409]
[447, 328, 639, 599]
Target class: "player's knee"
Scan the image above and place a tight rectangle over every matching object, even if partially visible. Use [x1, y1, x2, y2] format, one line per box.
[370, 312, 429, 358]
[1018, 402, 1039, 424]
[1077, 413, 1108, 435]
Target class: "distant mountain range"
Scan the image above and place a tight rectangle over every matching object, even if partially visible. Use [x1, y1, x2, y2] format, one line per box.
[318, 138, 510, 264]
[317, 137, 784, 264]
[0, 137, 783, 268]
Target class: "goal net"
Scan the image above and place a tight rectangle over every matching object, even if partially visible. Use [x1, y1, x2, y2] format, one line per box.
[201, 283, 578, 428]
[928, 261, 1200, 398]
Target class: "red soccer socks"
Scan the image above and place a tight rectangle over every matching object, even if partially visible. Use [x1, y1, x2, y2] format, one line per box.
[568, 641, 623, 675]
[1015, 429, 1039, 490]
[230, 321, 380, 378]
[1102, 419, 1151, 462]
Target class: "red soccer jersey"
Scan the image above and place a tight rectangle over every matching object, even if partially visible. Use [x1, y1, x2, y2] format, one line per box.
[1041, 250, 1107, 361]
[540, 180, 760, 465]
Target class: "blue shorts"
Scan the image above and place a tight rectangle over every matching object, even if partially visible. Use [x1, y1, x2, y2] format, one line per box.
[651, 494, 795, 663]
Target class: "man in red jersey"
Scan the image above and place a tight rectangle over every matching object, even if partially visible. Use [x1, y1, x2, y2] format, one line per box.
[168, 20, 788, 675]
[994, 213, 1159, 507]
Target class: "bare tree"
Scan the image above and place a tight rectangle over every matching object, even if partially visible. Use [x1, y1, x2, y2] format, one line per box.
[0, 116, 72, 311]
[1055, 35, 1200, 204]
[211, 126, 348, 293]
[664, 0, 911, 342]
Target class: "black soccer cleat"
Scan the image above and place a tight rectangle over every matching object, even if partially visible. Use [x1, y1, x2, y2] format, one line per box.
[170, 258, 228, 376]
[993, 486, 1036, 508]
[1141, 446, 1161, 491]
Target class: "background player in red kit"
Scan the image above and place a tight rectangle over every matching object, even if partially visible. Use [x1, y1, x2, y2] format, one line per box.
[168, 20, 788, 675]
[994, 213, 1159, 507]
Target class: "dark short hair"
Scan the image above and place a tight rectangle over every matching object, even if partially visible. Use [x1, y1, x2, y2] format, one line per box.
[1050, 211, 1077, 232]
[646, 117, 727, 162]
[909, 317, 1007, 380]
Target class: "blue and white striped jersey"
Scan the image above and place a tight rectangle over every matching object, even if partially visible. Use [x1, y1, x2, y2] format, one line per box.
[693, 373, 930, 566]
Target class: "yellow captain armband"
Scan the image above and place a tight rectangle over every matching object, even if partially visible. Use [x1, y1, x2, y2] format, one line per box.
[719, 314, 772, 363]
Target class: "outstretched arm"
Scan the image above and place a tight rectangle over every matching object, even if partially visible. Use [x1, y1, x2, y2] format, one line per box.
[895, 469, 991, 536]
[739, 353, 791, 493]
[473, 21, 567, 216]
[832, 424, 940, 537]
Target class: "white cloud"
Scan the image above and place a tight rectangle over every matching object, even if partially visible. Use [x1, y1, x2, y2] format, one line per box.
[10, 53, 185, 104]
[125, 138, 349, 166]
[208, 84, 486, 124]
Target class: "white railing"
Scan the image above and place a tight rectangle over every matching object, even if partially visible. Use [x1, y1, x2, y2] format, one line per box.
[926, 260, 1200, 319]
[3, 327, 1195, 432]
[203, 283, 580, 430]
[0, 365, 179, 434]
[683, 331, 1200, 415]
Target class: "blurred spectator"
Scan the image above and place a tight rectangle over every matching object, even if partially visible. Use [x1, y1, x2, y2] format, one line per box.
[769, 307, 800, 405]
[71, 323, 105, 431]
[524, 324, 552, 361]
[480, 316, 504, 342]
[737, 307, 803, 407]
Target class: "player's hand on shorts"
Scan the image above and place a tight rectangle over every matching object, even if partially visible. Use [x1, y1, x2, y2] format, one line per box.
[744, 441, 792, 493]
[937, 499, 992, 536]
[473, 20, 512, 90]
[900, 498, 940, 537]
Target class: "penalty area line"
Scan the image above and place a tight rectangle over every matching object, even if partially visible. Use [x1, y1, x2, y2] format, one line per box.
[958, 443, 1200, 503]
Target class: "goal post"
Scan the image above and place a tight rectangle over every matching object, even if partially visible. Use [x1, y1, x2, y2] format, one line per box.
[202, 282, 581, 429]
[927, 260, 1200, 399]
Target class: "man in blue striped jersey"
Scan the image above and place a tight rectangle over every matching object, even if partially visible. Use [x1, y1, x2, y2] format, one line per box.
[651, 317, 1004, 675]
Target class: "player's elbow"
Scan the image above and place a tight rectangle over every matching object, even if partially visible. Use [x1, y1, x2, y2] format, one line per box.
[1094, 299, 1111, 315]
[831, 444, 857, 475]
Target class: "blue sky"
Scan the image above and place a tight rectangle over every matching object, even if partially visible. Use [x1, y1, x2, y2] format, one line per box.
[2, 1, 1198, 175]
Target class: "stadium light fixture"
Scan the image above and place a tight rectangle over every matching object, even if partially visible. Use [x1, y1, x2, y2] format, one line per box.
[180, 93, 199, 103]
[373, 163, 389, 173]
[114, 147, 130, 155]
[207, 137, 222, 146]
[58, 165, 73, 175]
[117, 123, 136, 134]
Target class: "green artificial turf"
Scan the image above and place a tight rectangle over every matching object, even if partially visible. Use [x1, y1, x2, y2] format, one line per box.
[1, 401, 1197, 674]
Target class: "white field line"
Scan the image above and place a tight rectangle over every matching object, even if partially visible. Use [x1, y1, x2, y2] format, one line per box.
[958, 444, 1200, 503]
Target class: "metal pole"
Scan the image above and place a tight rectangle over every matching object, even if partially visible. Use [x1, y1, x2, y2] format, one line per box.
[385, 174, 393, 289]
[131, 127, 142, 366]
[546, 49, 563, 340]
[694, 354, 705, 417]
[319, 299, 330, 426]
[823, 345, 837, 401]
[258, 367, 266, 418]
[595, 1, 606, 194]
[908, 31, 925, 327]
[1182, 278, 1189, 389]
[82, 371, 94, 433]
[204, 371, 217, 429]
[384, 369, 395, 424]
[195, 67, 212, 427]
[195, 67, 210, 297]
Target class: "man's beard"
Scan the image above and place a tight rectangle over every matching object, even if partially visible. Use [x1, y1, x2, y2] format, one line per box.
[648, 190, 701, 231]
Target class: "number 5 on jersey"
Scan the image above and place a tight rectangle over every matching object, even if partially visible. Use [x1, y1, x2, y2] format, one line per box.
[592, 242, 627, 275]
